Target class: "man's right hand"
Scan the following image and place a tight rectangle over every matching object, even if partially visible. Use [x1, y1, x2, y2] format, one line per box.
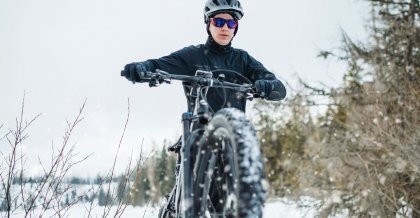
[255, 79, 286, 101]
[122, 62, 148, 83]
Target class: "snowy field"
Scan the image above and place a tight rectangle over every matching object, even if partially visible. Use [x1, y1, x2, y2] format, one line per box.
[1, 198, 317, 218]
[264, 199, 316, 218]
[4, 196, 414, 217]
[1, 182, 319, 218]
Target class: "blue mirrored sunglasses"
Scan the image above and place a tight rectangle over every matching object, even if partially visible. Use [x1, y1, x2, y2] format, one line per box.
[211, 17, 238, 29]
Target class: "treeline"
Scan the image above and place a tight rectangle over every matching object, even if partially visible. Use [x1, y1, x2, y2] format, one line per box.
[122, 144, 177, 207]
[93, 144, 177, 207]
[0, 144, 176, 212]
[255, 0, 419, 217]
[9, 175, 109, 186]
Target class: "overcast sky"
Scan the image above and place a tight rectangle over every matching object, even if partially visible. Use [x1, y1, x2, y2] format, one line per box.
[0, 0, 369, 177]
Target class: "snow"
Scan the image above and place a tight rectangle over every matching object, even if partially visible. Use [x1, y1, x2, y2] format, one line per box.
[1, 199, 316, 218]
[0, 204, 161, 218]
[264, 199, 316, 218]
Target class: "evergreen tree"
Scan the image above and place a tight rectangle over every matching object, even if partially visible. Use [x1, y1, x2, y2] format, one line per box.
[155, 144, 176, 198]
[71, 189, 77, 202]
[318, 0, 418, 216]
[98, 187, 107, 206]
[165, 152, 177, 195]
[0, 200, 7, 212]
[317, 0, 419, 216]
[0, 190, 12, 212]
[254, 0, 419, 217]
[156, 145, 168, 195]
[130, 142, 177, 206]
[64, 193, 70, 207]
[116, 174, 129, 203]
[94, 174, 103, 185]
[130, 165, 150, 206]
[254, 96, 315, 196]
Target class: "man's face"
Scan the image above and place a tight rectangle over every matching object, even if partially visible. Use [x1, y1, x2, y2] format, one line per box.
[209, 13, 236, 46]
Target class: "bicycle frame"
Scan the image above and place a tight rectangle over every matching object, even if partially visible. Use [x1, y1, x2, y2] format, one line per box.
[172, 72, 214, 217]
[136, 69, 256, 217]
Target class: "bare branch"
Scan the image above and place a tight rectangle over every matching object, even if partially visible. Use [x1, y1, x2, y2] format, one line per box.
[101, 98, 131, 218]
[1, 96, 92, 217]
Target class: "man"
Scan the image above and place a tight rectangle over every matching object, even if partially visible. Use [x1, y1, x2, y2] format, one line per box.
[122, 0, 286, 112]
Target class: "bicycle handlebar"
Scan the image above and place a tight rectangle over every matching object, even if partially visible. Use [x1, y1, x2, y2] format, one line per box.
[121, 69, 259, 97]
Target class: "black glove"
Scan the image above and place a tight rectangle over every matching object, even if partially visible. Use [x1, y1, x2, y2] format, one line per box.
[122, 62, 148, 83]
[255, 80, 273, 98]
[255, 79, 286, 100]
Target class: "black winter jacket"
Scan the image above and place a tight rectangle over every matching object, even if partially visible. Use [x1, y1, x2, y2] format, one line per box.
[139, 37, 286, 112]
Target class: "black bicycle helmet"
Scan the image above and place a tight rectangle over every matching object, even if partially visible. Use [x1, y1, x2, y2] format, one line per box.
[204, 0, 244, 23]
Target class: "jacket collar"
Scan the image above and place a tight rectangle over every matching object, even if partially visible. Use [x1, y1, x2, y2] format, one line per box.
[205, 36, 232, 53]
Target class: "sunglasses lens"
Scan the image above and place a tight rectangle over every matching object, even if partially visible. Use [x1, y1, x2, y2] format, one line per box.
[227, 20, 238, 29]
[213, 18, 226, 27]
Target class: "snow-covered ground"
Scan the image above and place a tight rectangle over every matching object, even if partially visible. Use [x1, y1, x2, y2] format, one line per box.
[264, 199, 316, 218]
[2, 182, 320, 217]
[2, 199, 316, 218]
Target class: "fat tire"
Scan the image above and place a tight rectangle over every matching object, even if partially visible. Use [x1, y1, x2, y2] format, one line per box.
[193, 108, 266, 217]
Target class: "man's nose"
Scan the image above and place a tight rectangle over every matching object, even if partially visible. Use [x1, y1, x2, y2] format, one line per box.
[221, 23, 229, 30]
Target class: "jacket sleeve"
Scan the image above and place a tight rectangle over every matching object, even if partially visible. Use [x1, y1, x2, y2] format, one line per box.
[137, 46, 195, 76]
[245, 52, 286, 101]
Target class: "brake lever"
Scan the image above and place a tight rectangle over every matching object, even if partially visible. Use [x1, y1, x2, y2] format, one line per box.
[148, 72, 171, 87]
[246, 93, 254, 101]
[246, 86, 262, 101]
[148, 79, 159, 87]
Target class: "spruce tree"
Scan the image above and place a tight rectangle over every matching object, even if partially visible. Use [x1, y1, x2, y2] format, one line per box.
[310, 0, 419, 216]
[130, 165, 150, 206]
[155, 145, 168, 198]
[116, 174, 129, 203]
[98, 187, 107, 206]
[254, 0, 419, 216]
[155, 144, 176, 198]
[0, 200, 7, 212]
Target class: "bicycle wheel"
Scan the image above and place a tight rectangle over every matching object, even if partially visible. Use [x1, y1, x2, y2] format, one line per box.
[193, 108, 266, 217]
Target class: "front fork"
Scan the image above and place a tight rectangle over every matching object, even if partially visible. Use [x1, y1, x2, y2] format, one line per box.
[177, 101, 210, 217]
[179, 112, 193, 217]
